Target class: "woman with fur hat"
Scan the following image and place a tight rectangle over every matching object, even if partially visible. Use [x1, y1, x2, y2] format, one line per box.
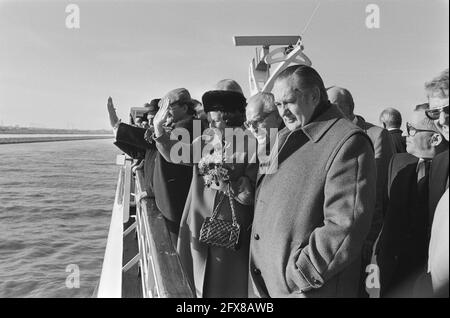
[152, 80, 257, 297]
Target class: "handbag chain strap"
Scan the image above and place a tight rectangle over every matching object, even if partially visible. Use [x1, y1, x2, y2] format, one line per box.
[210, 141, 238, 226]
[210, 182, 238, 226]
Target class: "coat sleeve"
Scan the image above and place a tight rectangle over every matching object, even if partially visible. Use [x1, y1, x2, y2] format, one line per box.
[113, 140, 145, 160]
[365, 129, 394, 247]
[374, 154, 396, 256]
[290, 133, 376, 292]
[231, 162, 258, 206]
[116, 122, 155, 150]
[154, 130, 196, 166]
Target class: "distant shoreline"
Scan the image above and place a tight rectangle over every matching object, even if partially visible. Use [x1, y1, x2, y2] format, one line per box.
[0, 127, 112, 135]
[0, 135, 114, 145]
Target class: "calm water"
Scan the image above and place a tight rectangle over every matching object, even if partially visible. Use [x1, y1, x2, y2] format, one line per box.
[0, 139, 120, 297]
[0, 134, 112, 138]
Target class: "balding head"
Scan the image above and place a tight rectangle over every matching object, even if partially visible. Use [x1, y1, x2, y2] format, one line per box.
[379, 107, 402, 129]
[215, 79, 244, 94]
[327, 86, 355, 120]
[247, 92, 277, 115]
[246, 92, 282, 143]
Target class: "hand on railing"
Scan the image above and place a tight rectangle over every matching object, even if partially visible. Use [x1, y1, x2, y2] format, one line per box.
[132, 159, 144, 173]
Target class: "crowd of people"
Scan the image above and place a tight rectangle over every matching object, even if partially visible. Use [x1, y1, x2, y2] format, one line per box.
[107, 65, 449, 298]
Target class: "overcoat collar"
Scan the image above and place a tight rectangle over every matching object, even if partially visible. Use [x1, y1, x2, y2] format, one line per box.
[256, 103, 345, 187]
[301, 103, 343, 143]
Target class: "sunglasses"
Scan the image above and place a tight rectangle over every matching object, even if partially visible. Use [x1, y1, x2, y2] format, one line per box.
[244, 110, 277, 131]
[425, 104, 449, 120]
[406, 122, 436, 137]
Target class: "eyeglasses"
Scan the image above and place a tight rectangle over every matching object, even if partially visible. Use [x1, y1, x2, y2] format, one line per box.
[244, 111, 277, 130]
[425, 105, 449, 120]
[406, 122, 436, 136]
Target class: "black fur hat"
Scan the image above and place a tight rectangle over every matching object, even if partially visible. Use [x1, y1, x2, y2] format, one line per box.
[202, 90, 246, 113]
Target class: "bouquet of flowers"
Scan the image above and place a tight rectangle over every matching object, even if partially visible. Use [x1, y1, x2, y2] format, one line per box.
[198, 143, 235, 189]
[198, 143, 241, 250]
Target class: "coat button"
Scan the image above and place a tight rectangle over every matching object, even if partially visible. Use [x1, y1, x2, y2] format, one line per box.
[253, 268, 261, 275]
[254, 234, 260, 240]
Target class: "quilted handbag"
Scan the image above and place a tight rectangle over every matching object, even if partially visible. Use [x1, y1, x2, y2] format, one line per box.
[199, 184, 241, 250]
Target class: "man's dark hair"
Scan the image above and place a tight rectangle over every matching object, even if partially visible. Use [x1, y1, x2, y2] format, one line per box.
[275, 65, 328, 103]
[379, 107, 403, 129]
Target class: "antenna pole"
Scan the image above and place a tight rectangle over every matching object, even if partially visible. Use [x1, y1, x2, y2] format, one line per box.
[300, 1, 321, 37]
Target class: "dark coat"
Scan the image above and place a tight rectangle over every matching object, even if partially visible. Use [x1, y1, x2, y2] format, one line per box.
[354, 116, 394, 247]
[114, 123, 157, 195]
[428, 150, 449, 230]
[114, 119, 195, 230]
[152, 118, 195, 228]
[376, 153, 430, 297]
[389, 128, 407, 154]
[418, 149, 449, 298]
[250, 104, 376, 298]
[114, 124, 147, 159]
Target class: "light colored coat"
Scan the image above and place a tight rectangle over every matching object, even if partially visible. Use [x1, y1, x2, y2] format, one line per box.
[155, 127, 257, 297]
[250, 104, 376, 298]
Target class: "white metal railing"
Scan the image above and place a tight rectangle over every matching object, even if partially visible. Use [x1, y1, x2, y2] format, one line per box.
[97, 154, 193, 298]
[97, 155, 132, 298]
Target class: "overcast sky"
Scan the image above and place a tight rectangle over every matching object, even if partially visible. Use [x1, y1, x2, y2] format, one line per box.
[0, 0, 448, 130]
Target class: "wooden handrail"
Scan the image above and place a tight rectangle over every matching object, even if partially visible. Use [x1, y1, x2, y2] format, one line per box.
[134, 170, 194, 298]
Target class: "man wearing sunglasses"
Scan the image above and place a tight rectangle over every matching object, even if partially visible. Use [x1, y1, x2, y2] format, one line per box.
[425, 105, 449, 133]
[376, 103, 448, 297]
[425, 69, 449, 297]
